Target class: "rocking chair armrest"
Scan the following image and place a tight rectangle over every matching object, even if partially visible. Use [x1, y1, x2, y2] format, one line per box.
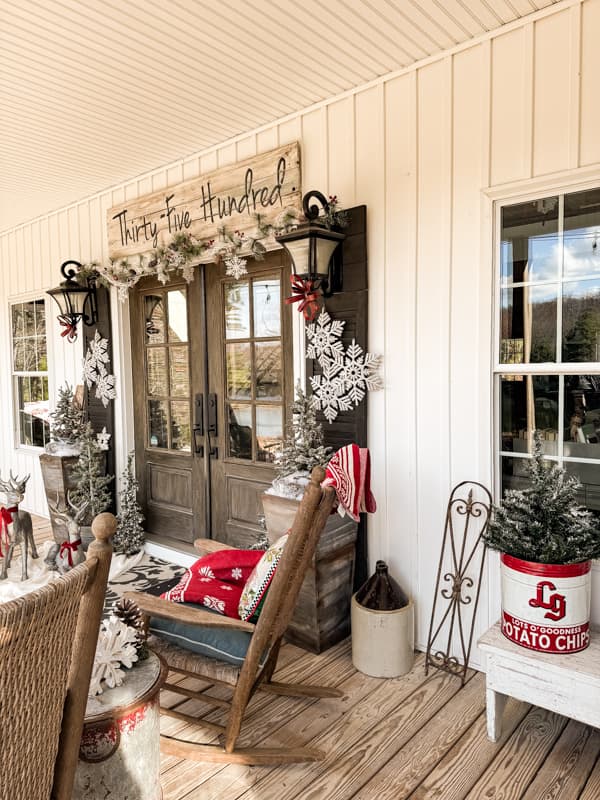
[124, 591, 256, 633]
[193, 538, 236, 556]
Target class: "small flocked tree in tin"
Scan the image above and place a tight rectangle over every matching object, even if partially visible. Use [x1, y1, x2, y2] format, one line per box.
[113, 452, 145, 556]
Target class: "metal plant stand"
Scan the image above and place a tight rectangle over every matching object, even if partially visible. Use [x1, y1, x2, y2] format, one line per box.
[425, 481, 492, 685]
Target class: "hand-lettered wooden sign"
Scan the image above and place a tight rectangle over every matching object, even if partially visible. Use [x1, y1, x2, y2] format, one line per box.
[107, 143, 302, 260]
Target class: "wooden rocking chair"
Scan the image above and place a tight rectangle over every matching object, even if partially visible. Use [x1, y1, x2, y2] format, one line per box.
[126, 466, 341, 765]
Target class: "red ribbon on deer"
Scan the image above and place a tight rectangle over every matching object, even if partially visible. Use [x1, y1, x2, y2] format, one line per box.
[0, 506, 17, 558]
[59, 538, 82, 567]
[58, 315, 78, 343]
[285, 275, 321, 321]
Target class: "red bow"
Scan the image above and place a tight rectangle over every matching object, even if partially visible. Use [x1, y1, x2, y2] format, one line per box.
[58, 315, 78, 343]
[59, 539, 82, 567]
[285, 275, 321, 321]
[0, 506, 17, 558]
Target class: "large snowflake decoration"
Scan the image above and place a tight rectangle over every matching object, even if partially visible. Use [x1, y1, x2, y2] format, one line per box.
[306, 310, 345, 362]
[225, 254, 248, 279]
[342, 341, 383, 404]
[309, 358, 353, 424]
[305, 309, 382, 423]
[89, 617, 139, 696]
[82, 330, 117, 407]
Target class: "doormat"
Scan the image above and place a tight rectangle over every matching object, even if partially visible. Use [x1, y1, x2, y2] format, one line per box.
[105, 553, 186, 614]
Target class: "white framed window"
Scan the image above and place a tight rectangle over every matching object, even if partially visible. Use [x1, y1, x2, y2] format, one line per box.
[10, 298, 50, 449]
[495, 186, 600, 514]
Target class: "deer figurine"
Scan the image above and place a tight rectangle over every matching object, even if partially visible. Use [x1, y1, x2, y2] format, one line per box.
[0, 471, 38, 581]
[45, 493, 89, 574]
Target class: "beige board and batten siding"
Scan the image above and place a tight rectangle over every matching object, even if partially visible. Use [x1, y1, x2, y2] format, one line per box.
[0, 0, 598, 665]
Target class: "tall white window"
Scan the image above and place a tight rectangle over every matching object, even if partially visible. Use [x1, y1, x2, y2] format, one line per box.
[11, 298, 50, 448]
[496, 188, 600, 514]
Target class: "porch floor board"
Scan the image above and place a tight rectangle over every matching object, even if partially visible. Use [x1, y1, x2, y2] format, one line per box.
[30, 516, 600, 798]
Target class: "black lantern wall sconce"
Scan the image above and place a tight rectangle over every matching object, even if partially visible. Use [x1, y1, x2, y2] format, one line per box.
[47, 260, 98, 342]
[275, 190, 345, 297]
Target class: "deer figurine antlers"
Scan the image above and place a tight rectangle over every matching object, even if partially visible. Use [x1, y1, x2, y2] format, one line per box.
[0, 470, 37, 581]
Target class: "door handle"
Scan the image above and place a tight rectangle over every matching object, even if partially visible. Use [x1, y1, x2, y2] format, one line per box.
[193, 393, 204, 456]
[207, 393, 218, 458]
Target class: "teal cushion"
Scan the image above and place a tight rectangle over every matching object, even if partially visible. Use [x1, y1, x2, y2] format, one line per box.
[149, 603, 261, 667]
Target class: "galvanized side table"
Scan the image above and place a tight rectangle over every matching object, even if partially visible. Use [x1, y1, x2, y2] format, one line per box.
[73, 651, 167, 800]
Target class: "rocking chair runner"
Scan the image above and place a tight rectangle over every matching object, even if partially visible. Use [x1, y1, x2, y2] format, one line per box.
[126, 466, 341, 765]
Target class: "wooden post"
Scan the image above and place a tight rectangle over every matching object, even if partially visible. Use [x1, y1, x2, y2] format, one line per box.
[52, 512, 116, 800]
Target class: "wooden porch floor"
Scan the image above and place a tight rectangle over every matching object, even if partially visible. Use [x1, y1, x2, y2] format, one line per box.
[32, 517, 600, 798]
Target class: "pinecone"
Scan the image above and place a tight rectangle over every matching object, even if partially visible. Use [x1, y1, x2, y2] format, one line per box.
[112, 596, 150, 660]
[112, 596, 144, 631]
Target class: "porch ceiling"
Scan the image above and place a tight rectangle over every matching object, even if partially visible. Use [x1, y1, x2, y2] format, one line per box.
[0, 0, 561, 234]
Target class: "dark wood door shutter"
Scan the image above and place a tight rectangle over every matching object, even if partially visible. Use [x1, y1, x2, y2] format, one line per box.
[305, 204, 369, 587]
[82, 284, 116, 507]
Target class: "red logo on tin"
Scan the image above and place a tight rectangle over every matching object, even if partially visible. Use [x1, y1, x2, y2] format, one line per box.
[528, 580, 566, 621]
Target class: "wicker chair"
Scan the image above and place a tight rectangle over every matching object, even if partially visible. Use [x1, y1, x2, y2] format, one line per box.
[0, 512, 116, 800]
[126, 466, 341, 765]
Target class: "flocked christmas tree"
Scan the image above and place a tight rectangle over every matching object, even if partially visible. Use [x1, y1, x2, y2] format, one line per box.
[484, 431, 600, 564]
[70, 422, 113, 525]
[113, 452, 145, 555]
[49, 383, 85, 445]
[272, 382, 331, 498]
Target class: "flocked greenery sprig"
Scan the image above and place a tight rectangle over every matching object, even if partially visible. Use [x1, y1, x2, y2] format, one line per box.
[321, 195, 349, 230]
[483, 431, 600, 564]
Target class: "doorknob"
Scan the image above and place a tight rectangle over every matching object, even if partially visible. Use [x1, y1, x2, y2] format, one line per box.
[207, 393, 218, 458]
[193, 393, 204, 456]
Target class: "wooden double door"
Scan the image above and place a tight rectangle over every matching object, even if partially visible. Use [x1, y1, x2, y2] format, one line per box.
[130, 252, 293, 549]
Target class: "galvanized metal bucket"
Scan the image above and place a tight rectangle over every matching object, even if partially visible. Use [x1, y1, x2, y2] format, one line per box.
[73, 652, 167, 800]
[500, 554, 591, 654]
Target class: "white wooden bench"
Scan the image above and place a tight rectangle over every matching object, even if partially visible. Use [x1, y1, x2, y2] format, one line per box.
[478, 622, 600, 741]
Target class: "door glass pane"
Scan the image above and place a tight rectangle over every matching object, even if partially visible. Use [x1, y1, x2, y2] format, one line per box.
[225, 282, 250, 339]
[563, 187, 600, 280]
[500, 285, 557, 363]
[256, 405, 282, 463]
[501, 197, 559, 285]
[562, 279, 600, 362]
[253, 279, 281, 337]
[147, 348, 168, 396]
[168, 290, 188, 342]
[565, 462, 600, 515]
[563, 375, 600, 458]
[500, 375, 559, 455]
[171, 401, 191, 452]
[226, 343, 251, 399]
[148, 399, 168, 448]
[228, 403, 252, 459]
[169, 346, 189, 397]
[255, 341, 282, 400]
[145, 294, 165, 343]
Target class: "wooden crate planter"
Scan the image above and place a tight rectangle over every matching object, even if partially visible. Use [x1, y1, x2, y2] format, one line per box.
[39, 452, 79, 544]
[261, 493, 357, 653]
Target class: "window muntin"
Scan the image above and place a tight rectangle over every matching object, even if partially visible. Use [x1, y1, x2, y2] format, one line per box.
[497, 188, 600, 515]
[11, 299, 50, 448]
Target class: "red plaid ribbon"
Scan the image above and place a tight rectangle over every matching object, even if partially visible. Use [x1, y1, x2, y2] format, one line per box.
[285, 275, 321, 321]
[0, 506, 17, 558]
[58, 314, 78, 343]
[59, 538, 82, 567]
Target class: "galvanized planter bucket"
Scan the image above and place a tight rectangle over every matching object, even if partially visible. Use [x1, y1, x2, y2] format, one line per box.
[500, 554, 591, 654]
[73, 652, 167, 800]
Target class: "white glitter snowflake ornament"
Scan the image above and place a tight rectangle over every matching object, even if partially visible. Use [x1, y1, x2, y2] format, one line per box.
[96, 427, 111, 451]
[305, 310, 345, 363]
[88, 330, 110, 367]
[89, 617, 139, 696]
[225, 254, 248, 279]
[309, 359, 353, 423]
[95, 370, 117, 408]
[342, 341, 383, 404]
